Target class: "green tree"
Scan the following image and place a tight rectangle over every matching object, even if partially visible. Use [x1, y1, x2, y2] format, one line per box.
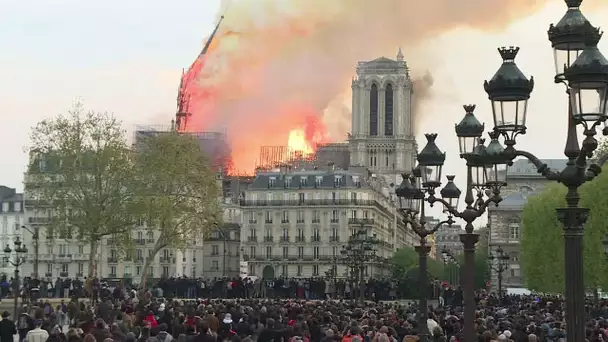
[26, 104, 138, 277]
[391, 246, 445, 279]
[520, 164, 608, 293]
[134, 132, 222, 285]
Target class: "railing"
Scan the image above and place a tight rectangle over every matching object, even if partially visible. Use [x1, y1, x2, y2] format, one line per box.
[295, 236, 305, 243]
[240, 199, 385, 208]
[330, 219, 339, 223]
[159, 257, 171, 263]
[311, 236, 321, 242]
[312, 219, 321, 223]
[280, 236, 290, 242]
[281, 220, 289, 224]
[59, 272, 68, 277]
[296, 220, 305, 224]
[264, 236, 273, 242]
[247, 236, 257, 242]
[348, 218, 375, 225]
[135, 238, 146, 245]
[107, 257, 118, 263]
[265, 220, 273, 224]
[330, 236, 340, 242]
[249, 220, 257, 223]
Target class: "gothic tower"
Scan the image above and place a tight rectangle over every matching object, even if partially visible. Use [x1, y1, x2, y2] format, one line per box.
[348, 48, 417, 179]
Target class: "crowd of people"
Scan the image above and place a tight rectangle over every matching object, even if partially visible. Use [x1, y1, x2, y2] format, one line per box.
[0, 278, 607, 342]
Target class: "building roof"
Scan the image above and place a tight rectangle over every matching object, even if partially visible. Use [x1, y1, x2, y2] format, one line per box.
[0, 186, 24, 213]
[248, 169, 367, 190]
[490, 193, 527, 211]
[507, 158, 568, 179]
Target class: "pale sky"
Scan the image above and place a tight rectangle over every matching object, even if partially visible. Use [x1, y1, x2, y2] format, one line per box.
[1, 0, 607, 203]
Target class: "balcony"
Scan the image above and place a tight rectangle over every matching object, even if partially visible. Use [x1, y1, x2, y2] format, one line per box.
[108, 273, 117, 278]
[159, 256, 172, 263]
[247, 236, 257, 242]
[265, 220, 273, 224]
[146, 238, 155, 244]
[76, 272, 83, 277]
[330, 219, 339, 224]
[264, 236, 274, 242]
[56, 254, 72, 263]
[59, 272, 69, 277]
[135, 238, 146, 245]
[312, 219, 321, 224]
[311, 236, 321, 243]
[280, 236, 290, 243]
[281, 220, 289, 224]
[107, 256, 119, 263]
[135, 257, 144, 263]
[249, 219, 257, 224]
[330, 236, 340, 242]
[296, 220, 305, 224]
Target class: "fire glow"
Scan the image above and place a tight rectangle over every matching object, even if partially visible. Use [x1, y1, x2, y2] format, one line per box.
[177, 0, 556, 174]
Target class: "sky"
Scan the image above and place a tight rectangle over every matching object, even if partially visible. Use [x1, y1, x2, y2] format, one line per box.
[1, 0, 608, 207]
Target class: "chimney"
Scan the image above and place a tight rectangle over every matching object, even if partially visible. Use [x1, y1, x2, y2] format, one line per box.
[327, 162, 335, 173]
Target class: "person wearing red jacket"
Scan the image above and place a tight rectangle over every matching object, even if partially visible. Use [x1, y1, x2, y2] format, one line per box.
[144, 311, 158, 328]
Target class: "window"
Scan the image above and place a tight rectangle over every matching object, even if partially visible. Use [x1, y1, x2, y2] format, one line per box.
[61, 264, 68, 273]
[298, 247, 304, 258]
[266, 246, 272, 258]
[249, 264, 255, 276]
[331, 192, 338, 201]
[163, 266, 169, 277]
[136, 249, 143, 259]
[59, 244, 68, 256]
[351, 192, 358, 202]
[332, 246, 338, 256]
[282, 246, 288, 258]
[285, 177, 292, 187]
[1, 203, 8, 212]
[353, 176, 360, 187]
[14, 202, 21, 212]
[78, 245, 84, 254]
[137, 231, 143, 240]
[78, 263, 84, 274]
[331, 210, 339, 223]
[313, 246, 320, 259]
[47, 264, 52, 275]
[250, 246, 256, 258]
[136, 266, 142, 276]
[249, 212, 257, 223]
[297, 211, 305, 223]
[351, 210, 357, 219]
[148, 266, 154, 276]
[282, 265, 288, 275]
[509, 223, 520, 240]
[315, 176, 323, 187]
[385, 84, 394, 136]
[313, 265, 319, 276]
[212, 245, 219, 255]
[109, 266, 116, 276]
[312, 211, 320, 223]
[363, 210, 369, 219]
[249, 228, 256, 238]
[331, 228, 338, 238]
[300, 177, 307, 187]
[334, 175, 343, 187]
[282, 211, 289, 223]
[297, 265, 303, 276]
[370, 84, 378, 136]
[312, 228, 320, 239]
[268, 177, 276, 187]
[298, 193, 305, 203]
[212, 260, 219, 270]
[265, 211, 272, 224]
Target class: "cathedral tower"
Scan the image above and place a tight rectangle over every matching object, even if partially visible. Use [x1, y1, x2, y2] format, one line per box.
[348, 49, 417, 178]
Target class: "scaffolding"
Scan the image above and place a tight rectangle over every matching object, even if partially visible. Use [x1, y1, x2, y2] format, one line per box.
[257, 146, 317, 170]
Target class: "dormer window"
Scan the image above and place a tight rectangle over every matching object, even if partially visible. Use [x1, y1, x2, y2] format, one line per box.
[334, 175, 343, 187]
[285, 177, 292, 188]
[315, 176, 323, 187]
[268, 177, 276, 188]
[300, 177, 307, 187]
[352, 176, 360, 187]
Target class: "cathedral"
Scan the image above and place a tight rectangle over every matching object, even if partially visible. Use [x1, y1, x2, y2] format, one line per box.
[316, 49, 418, 183]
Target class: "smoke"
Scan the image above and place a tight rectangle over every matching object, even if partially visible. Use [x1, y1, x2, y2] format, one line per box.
[411, 72, 435, 136]
[184, 0, 553, 172]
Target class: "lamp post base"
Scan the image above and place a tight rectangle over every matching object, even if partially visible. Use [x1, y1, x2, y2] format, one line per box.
[415, 244, 432, 342]
[460, 233, 479, 342]
[557, 207, 588, 342]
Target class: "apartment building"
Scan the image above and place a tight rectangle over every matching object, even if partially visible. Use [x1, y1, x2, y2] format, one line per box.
[239, 165, 415, 279]
[0, 186, 25, 276]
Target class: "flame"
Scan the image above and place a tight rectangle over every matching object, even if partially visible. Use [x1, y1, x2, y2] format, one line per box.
[288, 129, 314, 154]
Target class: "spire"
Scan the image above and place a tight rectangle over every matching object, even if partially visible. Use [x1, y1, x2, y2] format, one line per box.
[175, 68, 191, 132]
[200, 15, 225, 57]
[396, 47, 404, 61]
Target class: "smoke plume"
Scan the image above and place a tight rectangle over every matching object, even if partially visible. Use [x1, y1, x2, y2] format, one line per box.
[184, 0, 553, 173]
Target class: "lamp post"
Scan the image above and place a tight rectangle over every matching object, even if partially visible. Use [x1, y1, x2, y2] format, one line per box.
[4, 237, 28, 318]
[487, 246, 510, 299]
[417, 1, 608, 340]
[18, 225, 39, 279]
[396, 163, 456, 342]
[340, 219, 378, 303]
[441, 247, 460, 287]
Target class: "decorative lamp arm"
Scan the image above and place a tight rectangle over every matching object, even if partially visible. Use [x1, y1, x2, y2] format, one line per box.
[427, 197, 461, 218]
[428, 217, 455, 236]
[513, 150, 560, 181]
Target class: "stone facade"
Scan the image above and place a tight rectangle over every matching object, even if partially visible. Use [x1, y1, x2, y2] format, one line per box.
[348, 50, 417, 187]
[488, 159, 568, 290]
[435, 224, 465, 260]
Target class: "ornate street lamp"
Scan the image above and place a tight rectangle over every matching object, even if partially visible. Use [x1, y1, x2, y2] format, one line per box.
[396, 156, 455, 342]
[487, 246, 510, 299]
[4, 236, 28, 318]
[340, 219, 378, 303]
